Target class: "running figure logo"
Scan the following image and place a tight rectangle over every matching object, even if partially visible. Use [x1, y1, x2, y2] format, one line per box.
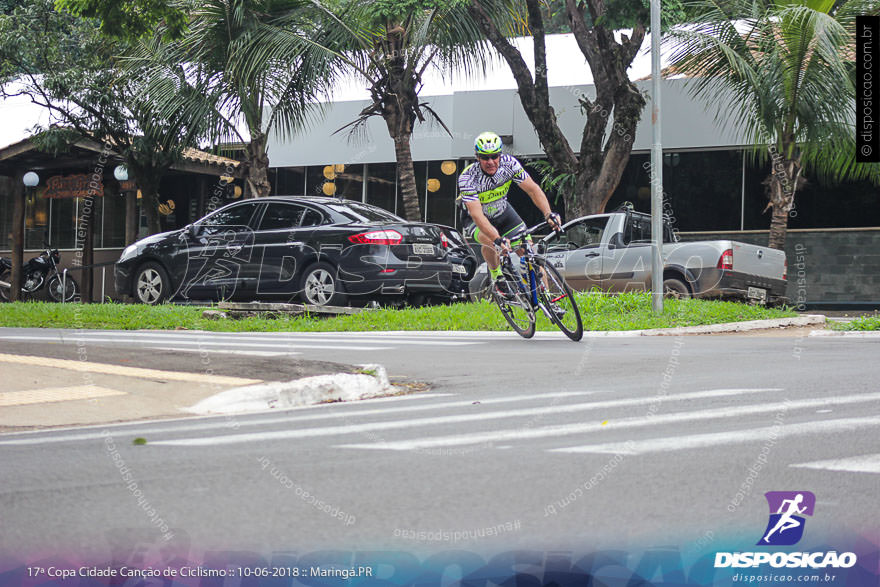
[758, 491, 816, 546]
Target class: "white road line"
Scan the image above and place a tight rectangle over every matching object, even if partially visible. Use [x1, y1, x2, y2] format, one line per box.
[551, 417, 880, 455]
[0, 385, 126, 407]
[0, 333, 482, 346]
[337, 392, 880, 451]
[147, 388, 781, 447]
[151, 347, 294, 357]
[790, 453, 880, 474]
[0, 392, 594, 445]
[0, 353, 260, 385]
[0, 336, 391, 351]
[0, 393, 455, 444]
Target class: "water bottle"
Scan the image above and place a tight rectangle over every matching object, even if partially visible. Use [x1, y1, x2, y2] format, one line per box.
[518, 255, 528, 286]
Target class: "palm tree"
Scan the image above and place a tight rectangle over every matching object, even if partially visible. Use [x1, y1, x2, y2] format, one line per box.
[142, 0, 328, 198]
[668, 0, 879, 249]
[303, 1, 489, 221]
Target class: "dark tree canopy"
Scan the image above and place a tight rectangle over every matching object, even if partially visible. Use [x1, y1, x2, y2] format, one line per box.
[54, 0, 188, 40]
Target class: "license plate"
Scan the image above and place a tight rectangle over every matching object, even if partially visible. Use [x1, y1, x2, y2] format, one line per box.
[413, 243, 434, 255]
[747, 286, 767, 301]
[452, 264, 467, 275]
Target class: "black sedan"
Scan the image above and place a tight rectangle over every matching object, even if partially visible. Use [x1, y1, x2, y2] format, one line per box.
[115, 196, 471, 306]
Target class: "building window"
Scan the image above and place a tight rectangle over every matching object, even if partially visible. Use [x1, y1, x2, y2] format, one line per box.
[365, 162, 397, 215]
[424, 160, 457, 227]
[274, 166, 306, 195]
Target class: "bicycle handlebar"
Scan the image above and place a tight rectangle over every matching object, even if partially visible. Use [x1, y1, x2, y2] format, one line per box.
[504, 220, 563, 245]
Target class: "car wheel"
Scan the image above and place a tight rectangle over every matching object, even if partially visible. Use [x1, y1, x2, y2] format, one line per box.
[663, 277, 691, 299]
[134, 262, 171, 305]
[300, 262, 347, 307]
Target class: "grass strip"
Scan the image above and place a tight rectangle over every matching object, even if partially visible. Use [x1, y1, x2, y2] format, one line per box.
[0, 292, 796, 332]
[830, 315, 880, 331]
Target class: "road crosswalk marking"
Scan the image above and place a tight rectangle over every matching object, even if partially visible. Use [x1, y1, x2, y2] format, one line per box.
[0, 391, 574, 445]
[337, 392, 880, 451]
[149, 388, 782, 447]
[789, 453, 880, 474]
[551, 417, 880, 455]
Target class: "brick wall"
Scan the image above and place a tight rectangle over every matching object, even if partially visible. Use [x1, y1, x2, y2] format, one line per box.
[678, 229, 880, 304]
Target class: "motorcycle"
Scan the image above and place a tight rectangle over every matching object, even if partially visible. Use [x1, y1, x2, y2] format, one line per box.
[0, 247, 79, 302]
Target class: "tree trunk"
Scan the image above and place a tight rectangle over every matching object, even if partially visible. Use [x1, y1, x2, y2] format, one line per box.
[80, 195, 95, 304]
[125, 191, 138, 245]
[765, 155, 802, 250]
[469, 0, 646, 216]
[127, 161, 164, 235]
[9, 177, 25, 302]
[245, 133, 271, 198]
[393, 134, 421, 221]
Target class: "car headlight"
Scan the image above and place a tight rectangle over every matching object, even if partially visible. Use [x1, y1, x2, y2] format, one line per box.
[119, 244, 139, 262]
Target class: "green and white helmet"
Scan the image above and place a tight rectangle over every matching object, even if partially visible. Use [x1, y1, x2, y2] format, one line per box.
[474, 131, 502, 155]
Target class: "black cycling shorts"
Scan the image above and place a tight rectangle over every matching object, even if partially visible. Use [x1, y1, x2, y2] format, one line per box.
[462, 204, 526, 243]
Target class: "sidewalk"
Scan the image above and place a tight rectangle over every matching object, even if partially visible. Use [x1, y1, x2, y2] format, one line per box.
[0, 341, 355, 433]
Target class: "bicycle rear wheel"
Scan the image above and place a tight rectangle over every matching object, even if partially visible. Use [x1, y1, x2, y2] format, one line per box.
[491, 269, 536, 339]
[536, 259, 583, 341]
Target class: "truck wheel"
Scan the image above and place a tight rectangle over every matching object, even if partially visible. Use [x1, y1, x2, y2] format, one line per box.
[663, 278, 691, 299]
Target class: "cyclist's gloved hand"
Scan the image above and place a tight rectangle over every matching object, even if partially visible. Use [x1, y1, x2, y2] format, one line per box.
[494, 236, 511, 253]
[546, 212, 562, 233]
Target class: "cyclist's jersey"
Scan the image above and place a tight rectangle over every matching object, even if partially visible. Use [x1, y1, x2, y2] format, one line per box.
[457, 154, 530, 219]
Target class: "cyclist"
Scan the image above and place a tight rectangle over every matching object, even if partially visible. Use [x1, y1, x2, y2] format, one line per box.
[457, 131, 561, 294]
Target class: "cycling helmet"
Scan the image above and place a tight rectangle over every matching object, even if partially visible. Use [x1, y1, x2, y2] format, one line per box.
[474, 131, 502, 155]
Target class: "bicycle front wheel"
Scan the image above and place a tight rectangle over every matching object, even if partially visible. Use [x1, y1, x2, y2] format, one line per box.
[536, 260, 584, 341]
[491, 272, 536, 339]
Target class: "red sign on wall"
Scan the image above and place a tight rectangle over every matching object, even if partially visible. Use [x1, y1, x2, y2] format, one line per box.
[44, 174, 105, 199]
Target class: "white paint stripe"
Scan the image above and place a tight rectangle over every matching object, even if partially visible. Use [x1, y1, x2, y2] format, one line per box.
[151, 347, 293, 357]
[0, 385, 126, 407]
[148, 388, 782, 447]
[1, 332, 481, 346]
[790, 453, 880, 474]
[0, 393, 455, 444]
[1, 392, 600, 446]
[0, 336, 391, 351]
[0, 353, 261, 386]
[551, 417, 880, 455]
[337, 392, 880, 451]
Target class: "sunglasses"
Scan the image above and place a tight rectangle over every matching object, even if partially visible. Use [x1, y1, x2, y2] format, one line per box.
[478, 154, 500, 161]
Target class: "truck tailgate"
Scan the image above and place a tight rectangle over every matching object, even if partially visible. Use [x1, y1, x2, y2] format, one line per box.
[730, 242, 785, 280]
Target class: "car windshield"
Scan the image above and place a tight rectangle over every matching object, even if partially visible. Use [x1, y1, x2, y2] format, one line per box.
[327, 202, 403, 223]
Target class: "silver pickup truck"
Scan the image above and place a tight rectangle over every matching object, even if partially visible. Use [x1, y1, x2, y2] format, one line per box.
[472, 208, 788, 304]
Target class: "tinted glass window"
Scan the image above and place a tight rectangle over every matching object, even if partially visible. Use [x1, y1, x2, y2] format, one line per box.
[626, 215, 652, 244]
[260, 203, 306, 230]
[544, 217, 608, 251]
[328, 202, 403, 223]
[301, 209, 326, 227]
[200, 204, 258, 233]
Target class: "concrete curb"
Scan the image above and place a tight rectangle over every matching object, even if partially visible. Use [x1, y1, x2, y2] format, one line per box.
[185, 364, 395, 415]
[809, 330, 880, 337]
[635, 314, 827, 336]
[376, 315, 827, 338]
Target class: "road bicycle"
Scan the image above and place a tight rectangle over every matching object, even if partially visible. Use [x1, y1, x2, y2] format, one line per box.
[491, 222, 584, 341]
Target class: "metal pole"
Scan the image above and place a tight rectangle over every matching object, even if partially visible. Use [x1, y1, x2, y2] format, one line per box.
[362, 164, 368, 204]
[650, 0, 664, 314]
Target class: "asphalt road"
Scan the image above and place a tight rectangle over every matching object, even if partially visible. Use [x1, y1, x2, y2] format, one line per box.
[0, 328, 878, 566]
